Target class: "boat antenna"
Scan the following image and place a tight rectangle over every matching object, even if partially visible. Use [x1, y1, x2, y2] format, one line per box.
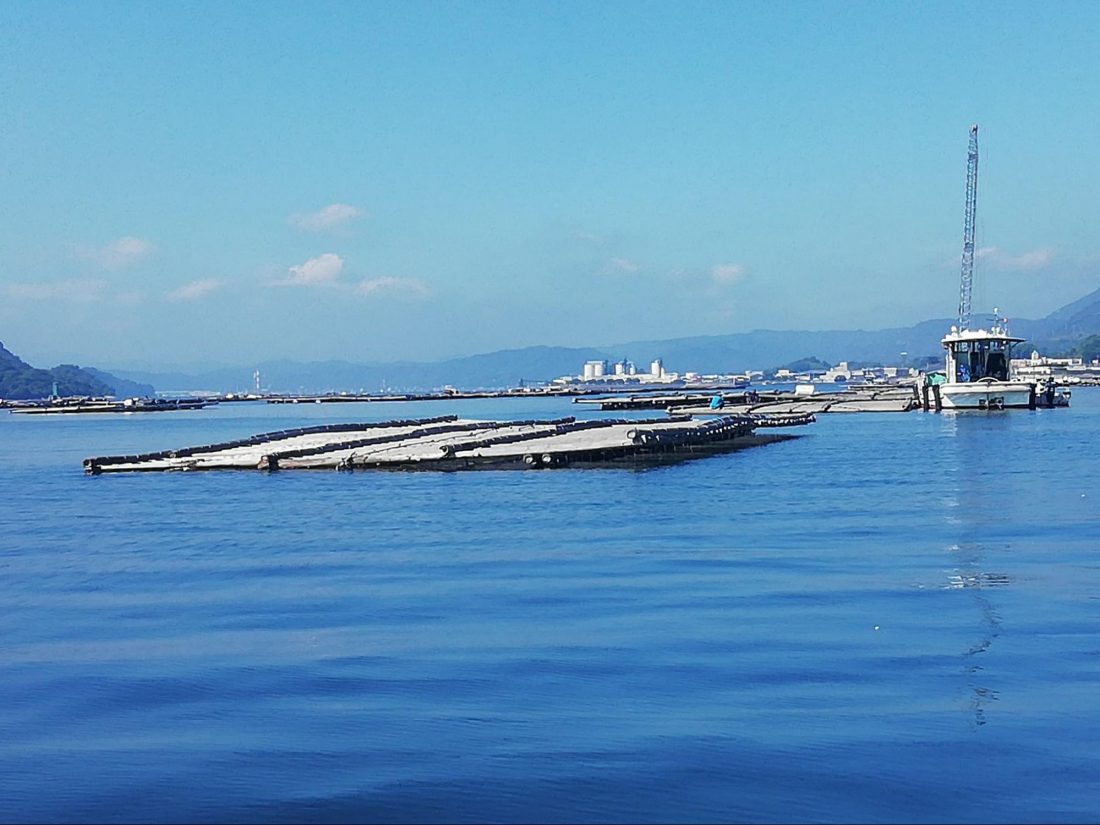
[957, 124, 979, 331]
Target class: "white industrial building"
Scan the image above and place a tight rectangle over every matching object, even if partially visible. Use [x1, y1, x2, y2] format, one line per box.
[1011, 351, 1100, 383]
[558, 357, 677, 387]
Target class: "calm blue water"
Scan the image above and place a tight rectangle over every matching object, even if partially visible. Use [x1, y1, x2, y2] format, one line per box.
[2, 393, 1099, 823]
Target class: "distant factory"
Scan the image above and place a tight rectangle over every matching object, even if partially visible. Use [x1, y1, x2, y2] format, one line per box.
[582, 358, 666, 382]
[552, 358, 750, 389]
[1011, 351, 1100, 384]
[552, 356, 931, 391]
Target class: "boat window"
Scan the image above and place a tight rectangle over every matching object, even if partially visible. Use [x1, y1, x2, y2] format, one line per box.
[950, 339, 1021, 382]
[987, 351, 1008, 380]
[969, 347, 985, 380]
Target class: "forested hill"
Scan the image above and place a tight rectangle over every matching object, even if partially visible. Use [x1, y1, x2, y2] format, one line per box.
[0, 342, 154, 400]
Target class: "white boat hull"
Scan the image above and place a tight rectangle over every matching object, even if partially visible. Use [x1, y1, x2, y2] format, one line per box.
[938, 381, 1034, 410]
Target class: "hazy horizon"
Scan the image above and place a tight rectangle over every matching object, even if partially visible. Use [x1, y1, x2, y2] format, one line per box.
[4, 2, 1100, 369]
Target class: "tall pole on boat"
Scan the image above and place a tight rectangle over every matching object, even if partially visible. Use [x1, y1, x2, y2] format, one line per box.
[957, 124, 979, 331]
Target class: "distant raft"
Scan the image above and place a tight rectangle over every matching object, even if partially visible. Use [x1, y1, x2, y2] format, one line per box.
[8, 397, 212, 414]
[82, 413, 814, 474]
[579, 387, 923, 415]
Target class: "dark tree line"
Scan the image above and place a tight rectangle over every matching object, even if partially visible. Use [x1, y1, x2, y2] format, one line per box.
[0, 343, 113, 400]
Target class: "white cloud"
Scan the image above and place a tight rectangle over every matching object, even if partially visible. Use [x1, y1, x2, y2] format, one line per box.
[711, 263, 747, 284]
[115, 289, 146, 307]
[290, 204, 362, 232]
[1002, 248, 1053, 271]
[168, 278, 223, 301]
[7, 279, 109, 302]
[572, 230, 604, 244]
[356, 276, 427, 297]
[81, 236, 154, 270]
[609, 257, 640, 274]
[276, 253, 345, 286]
[975, 246, 1053, 271]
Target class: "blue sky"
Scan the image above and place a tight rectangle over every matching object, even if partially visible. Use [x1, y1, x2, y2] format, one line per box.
[3, 1, 1099, 368]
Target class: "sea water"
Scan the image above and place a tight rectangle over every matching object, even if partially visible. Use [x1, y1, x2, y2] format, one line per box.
[1, 392, 1098, 823]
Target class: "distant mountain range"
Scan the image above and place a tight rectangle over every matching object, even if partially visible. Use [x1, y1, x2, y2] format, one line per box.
[5, 285, 1097, 398]
[0, 342, 154, 400]
[112, 346, 616, 395]
[102, 285, 1100, 394]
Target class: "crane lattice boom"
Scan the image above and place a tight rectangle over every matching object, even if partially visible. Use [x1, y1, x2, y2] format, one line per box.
[957, 124, 979, 330]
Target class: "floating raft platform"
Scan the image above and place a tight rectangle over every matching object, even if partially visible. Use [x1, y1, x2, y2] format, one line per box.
[9, 397, 212, 414]
[83, 413, 814, 474]
[577, 387, 922, 415]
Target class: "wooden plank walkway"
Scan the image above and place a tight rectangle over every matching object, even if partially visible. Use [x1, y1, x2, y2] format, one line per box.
[83, 413, 815, 474]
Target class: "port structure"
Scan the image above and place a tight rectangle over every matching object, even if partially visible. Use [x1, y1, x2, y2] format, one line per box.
[957, 124, 979, 331]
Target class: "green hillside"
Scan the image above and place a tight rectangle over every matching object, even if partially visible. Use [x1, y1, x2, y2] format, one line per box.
[0, 342, 122, 400]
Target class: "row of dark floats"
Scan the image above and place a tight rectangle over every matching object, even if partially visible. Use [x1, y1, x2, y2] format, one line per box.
[4, 397, 212, 414]
[4, 383, 742, 414]
[82, 410, 816, 474]
[63, 382, 1053, 474]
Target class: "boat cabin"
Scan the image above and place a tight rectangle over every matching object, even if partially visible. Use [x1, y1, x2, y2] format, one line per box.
[941, 327, 1024, 384]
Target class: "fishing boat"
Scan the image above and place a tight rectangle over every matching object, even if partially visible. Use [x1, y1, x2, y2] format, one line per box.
[938, 313, 1035, 409]
[934, 125, 1068, 410]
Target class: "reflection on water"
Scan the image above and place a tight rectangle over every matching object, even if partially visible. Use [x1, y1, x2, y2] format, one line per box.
[944, 571, 1012, 590]
[940, 411, 1022, 727]
[959, 562, 1004, 726]
[942, 542, 1006, 727]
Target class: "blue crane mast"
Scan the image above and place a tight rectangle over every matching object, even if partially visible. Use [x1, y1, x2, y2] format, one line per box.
[957, 124, 979, 330]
